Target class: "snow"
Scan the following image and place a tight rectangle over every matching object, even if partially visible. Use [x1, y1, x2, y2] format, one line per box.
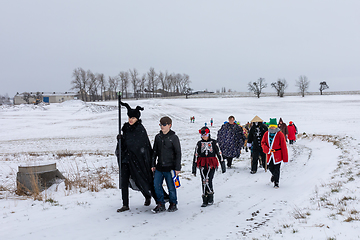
[1, 95, 360, 240]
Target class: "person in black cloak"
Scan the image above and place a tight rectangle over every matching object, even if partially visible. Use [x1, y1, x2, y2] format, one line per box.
[115, 101, 156, 212]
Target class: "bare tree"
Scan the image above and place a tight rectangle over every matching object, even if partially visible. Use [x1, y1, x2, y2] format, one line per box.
[108, 76, 117, 100]
[71, 68, 86, 101]
[22, 92, 31, 104]
[119, 71, 129, 98]
[271, 78, 288, 97]
[129, 68, 140, 99]
[173, 73, 182, 94]
[158, 71, 166, 96]
[95, 73, 106, 101]
[296, 75, 310, 97]
[184, 87, 193, 99]
[248, 78, 267, 98]
[140, 74, 147, 98]
[164, 72, 172, 96]
[179, 74, 191, 94]
[79, 68, 89, 101]
[147, 67, 158, 97]
[0, 93, 11, 105]
[319, 81, 329, 95]
[86, 70, 98, 101]
[34, 92, 43, 100]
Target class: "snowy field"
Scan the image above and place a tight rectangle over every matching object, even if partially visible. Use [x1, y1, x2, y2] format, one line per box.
[1, 95, 360, 240]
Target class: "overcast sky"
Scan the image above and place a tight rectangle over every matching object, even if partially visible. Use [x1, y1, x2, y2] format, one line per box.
[1, 0, 359, 97]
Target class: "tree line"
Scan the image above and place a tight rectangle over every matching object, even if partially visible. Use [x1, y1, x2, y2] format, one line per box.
[71, 67, 191, 101]
[247, 75, 330, 98]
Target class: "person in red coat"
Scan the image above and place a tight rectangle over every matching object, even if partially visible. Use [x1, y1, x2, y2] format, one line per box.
[261, 118, 288, 188]
[287, 121, 297, 144]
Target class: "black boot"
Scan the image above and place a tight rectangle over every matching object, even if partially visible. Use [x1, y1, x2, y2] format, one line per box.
[207, 193, 214, 205]
[227, 158, 233, 168]
[144, 197, 151, 206]
[117, 205, 129, 212]
[201, 195, 208, 207]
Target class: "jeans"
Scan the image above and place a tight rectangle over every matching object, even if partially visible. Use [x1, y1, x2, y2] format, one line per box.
[154, 170, 177, 205]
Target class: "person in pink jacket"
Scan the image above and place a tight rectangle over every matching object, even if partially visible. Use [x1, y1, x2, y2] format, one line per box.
[261, 118, 288, 188]
[287, 121, 297, 144]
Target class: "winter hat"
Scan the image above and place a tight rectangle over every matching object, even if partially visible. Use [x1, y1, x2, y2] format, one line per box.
[289, 121, 293, 125]
[199, 126, 210, 135]
[269, 118, 278, 128]
[250, 115, 263, 123]
[120, 101, 144, 119]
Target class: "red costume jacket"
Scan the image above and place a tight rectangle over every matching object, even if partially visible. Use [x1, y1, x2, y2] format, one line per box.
[261, 130, 288, 164]
[287, 124, 297, 141]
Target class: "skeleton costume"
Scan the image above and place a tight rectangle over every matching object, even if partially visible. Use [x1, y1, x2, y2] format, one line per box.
[192, 127, 226, 207]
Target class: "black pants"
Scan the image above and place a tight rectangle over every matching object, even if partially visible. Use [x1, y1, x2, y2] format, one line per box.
[121, 163, 155, 207]
[268, 160, 281, 184]
[200, 167, 215, 195]
[289, 140, 295, 144]
[251, 150, 266, 172]
[224, 157, 233, 167]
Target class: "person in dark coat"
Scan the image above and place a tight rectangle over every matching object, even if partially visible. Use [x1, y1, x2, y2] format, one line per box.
[278, 118, 288, 142]
[247, 115, 268, 174]
[217, 116, 245, 168]
[116, 101, 156, 212]
[192, 126, 226, 207]
[151, 116, 182, 213]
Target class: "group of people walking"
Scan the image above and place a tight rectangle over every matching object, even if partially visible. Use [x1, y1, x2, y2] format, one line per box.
[116, 101, 294, 213]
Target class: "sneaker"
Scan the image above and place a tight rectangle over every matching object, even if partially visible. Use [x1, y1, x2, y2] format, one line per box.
[144, 197, 151, 206]
[152, 204, 166, 213]
[250, 171, 256, 174]
[274, 182, 279, 189]
[117, 206, 129, 212]
[167, 203, 178, 212]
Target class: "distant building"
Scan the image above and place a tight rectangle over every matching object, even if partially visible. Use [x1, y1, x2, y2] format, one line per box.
[13, 92, 78, 105]
[191, 90, 214, 95]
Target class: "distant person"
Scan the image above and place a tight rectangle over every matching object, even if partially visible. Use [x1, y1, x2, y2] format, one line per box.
[247, 115, 268, 174]
[278, 118, 288, 142]
[152, 116, 182, 213]
[217, 116, 245, 168]
[192, 126, 226, 207]
[210, 118, 214, 126]
[116, 101, 155, 212]
[287, 121, 297, 144]
[261, 118, 288, 189]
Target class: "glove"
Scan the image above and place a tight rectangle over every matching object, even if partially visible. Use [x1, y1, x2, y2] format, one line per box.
[220, 161, 226, 173]
[192, 163, 197, 176]
[247, 143, 252, 148]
